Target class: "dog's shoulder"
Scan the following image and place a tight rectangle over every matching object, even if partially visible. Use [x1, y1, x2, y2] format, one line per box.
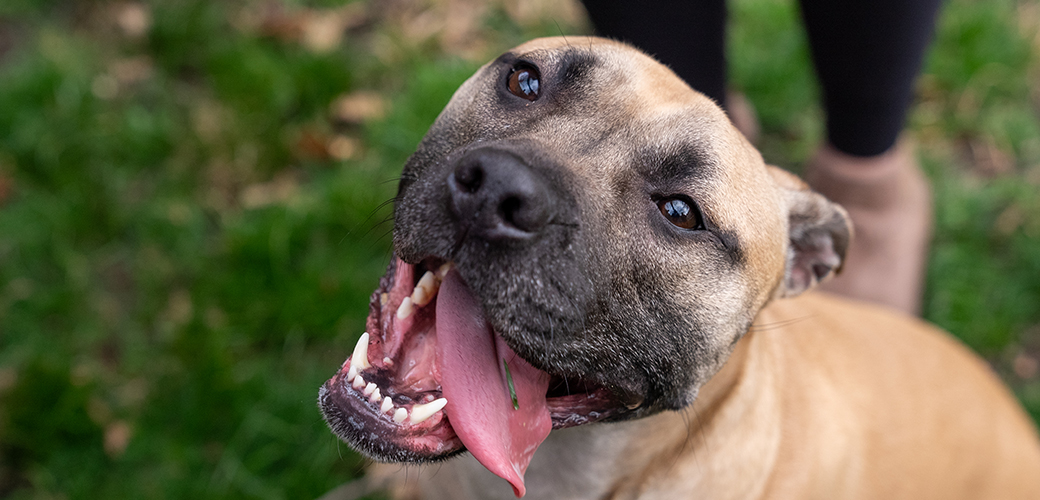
[752, 292, 1040, 499]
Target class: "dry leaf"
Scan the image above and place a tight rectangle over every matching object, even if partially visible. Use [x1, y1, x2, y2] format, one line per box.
[115, 2, 151, 39]
[0, 368, 17, 393]
[110, 56, 154, 86]
[1014, 352, 1040, 380]
[294, 128, 332, 160]
[968, 136, 1014, 177]
[165, 289, 193, 327]
[105, 421, 133, 458]
[0, 170, 13, 205]
[328, 135, 362, 160]
[502, 0, 585, 27]
[331, 91, 387, 124]
[252, 3, 368, 51]
[240, 172, 299, 209]
[302, 12, 345, 53]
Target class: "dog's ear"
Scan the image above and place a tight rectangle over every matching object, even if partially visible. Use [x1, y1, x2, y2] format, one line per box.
[768, 166, 852, 298]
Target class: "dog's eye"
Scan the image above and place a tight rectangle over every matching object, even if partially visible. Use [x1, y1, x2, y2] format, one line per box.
[507, 65, 540, 101]
[658, 197, 704, 230]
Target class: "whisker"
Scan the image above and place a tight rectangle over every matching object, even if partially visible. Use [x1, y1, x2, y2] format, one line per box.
[747, 315, 813, 332]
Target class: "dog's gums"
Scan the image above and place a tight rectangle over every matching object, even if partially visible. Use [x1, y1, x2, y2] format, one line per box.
[319, 257, 626, 497]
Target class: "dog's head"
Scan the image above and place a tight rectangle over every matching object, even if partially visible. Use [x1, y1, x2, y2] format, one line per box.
[319, 37, 849, 496]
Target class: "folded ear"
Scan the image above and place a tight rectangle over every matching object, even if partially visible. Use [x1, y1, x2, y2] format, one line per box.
[768, 166, 852, 298]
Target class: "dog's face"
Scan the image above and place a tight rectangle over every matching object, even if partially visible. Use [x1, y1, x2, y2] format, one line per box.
[320, 37, 849, 496]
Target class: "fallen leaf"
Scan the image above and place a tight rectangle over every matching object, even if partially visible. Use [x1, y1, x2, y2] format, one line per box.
[331, 91, 387, 124]
[110, 56, 154, 86]
[0, 368, 16, 393]
[0, 170, 13, 205]
[502, 0, 585, 27]
[968, 136, 1015, 177]
[294, 128, 332, 160]
[105, 421, 133, 458]
[115, 2, 151, 39]
[1014, 352, 1040, 380]
[302, 12, 344, 53]
[328, 135, 361, 160]
[164, 289, 193, 327]
[240, 172, 300, 209]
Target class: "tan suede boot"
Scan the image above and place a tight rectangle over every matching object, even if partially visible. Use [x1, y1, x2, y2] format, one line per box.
[804, 141, 933, 315]
[726, 91, 760, 145]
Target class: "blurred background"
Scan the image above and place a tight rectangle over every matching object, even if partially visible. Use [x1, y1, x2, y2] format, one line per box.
[0, 0, 1038, 498]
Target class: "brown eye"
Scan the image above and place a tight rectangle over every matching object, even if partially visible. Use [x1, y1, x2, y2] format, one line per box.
[658, 197, 704, 230]
[507, 65, 540, 101]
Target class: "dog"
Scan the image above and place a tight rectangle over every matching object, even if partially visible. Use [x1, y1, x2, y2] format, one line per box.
[318, 37, 1040, 499]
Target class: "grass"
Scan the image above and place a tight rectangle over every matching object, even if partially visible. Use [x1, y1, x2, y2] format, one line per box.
[0, 0, 1038, 498]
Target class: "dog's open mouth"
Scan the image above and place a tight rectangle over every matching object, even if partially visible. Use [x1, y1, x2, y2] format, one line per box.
[319, 257, 625, 497]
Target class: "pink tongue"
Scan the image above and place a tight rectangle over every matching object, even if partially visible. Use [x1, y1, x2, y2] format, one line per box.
[436, 270, 551, 498]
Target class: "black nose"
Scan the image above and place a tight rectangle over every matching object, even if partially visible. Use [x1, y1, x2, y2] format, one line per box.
[448, 148, 554, 241]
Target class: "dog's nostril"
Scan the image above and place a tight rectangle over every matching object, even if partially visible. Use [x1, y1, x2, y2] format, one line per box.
[499, 196, 523, 227]
[453, 161, 484, 193]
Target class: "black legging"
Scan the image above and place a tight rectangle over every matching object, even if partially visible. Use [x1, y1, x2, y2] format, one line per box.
[581, 0, 943, 157]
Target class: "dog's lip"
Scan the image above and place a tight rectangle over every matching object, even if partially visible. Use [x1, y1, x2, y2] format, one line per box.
[319, 256, 633, 460]
[319, 365, 464, 458]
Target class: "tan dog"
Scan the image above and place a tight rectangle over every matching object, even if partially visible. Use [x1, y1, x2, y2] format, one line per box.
[319, 37, 1040, 499]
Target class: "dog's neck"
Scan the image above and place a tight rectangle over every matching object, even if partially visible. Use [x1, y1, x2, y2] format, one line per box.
[599, 329, 782, 499]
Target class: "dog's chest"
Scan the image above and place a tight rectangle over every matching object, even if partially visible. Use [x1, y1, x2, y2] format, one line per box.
[409, 423, 635, 500]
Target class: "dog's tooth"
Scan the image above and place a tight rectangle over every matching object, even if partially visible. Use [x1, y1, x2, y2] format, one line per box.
[382, 357, 392, 365]
[381, 397, 394, 413]
[435, 262, 453, 279]
[411, 287, 429, 308]
[396, 297, 414, 320]
[393, 407, 408, 423]
[351, 332, 371, 370]
[347, 365, 357, 382]
[380, 293, 389, 306]
[409, 398, 448, 424]
[411, 271, 438, 306]
[352, 374, 366, 390]
[364, 382, 377, 396]
[369, 387, 382, 403]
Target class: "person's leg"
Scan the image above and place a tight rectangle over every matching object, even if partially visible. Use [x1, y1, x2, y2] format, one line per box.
[581, 0, 762, 141]
[798, 0, 943, 314]
[580, 0, 728, 107]
[800, 0, 943, 157]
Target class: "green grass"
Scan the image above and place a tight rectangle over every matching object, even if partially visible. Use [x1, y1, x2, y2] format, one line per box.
[1, 0, 1039, 497]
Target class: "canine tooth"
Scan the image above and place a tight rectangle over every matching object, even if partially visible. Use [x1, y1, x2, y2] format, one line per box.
[352, 375, 366, 390]
[347, 365, 357, 382]
[364, 382, 377, 396]
[409, 398, 448, 424]
[369, 387, 382, 403]
[396, 297, 413, 320]
[381, 398, 394, 413]
[383, 357, 392, 365]
[351, 332, 371, 370]
[435, 262, 453, 279]
[393, 407, 408, 423]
